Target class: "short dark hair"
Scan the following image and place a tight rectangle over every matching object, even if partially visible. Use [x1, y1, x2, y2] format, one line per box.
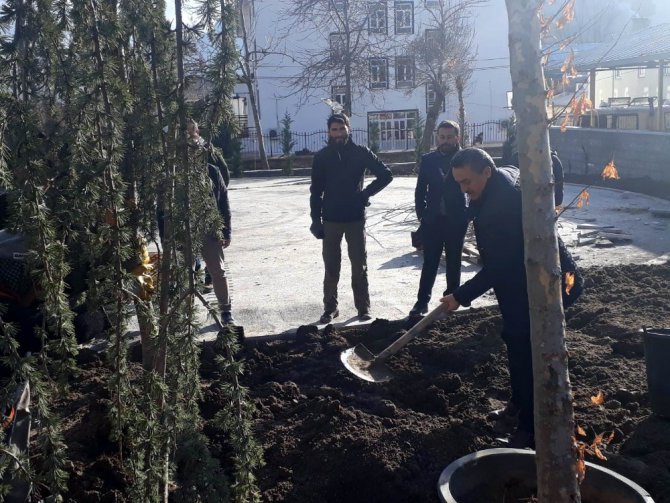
[437, 120, 460, 136]
[327, 113, 350, 129]
[451, 147, 496, 174]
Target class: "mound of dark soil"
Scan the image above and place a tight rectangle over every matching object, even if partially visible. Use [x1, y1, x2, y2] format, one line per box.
[57, 263, 670, 502]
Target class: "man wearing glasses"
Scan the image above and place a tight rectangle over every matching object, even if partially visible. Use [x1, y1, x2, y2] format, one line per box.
[409, 120, 468, 318]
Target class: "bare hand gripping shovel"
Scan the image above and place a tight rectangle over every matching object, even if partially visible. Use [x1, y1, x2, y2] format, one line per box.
[340, 304, 448, 383]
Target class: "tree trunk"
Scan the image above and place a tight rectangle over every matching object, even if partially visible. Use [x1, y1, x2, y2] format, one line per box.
[505, 1, 581, 502]
[419, 85, 444, 155]
[456, 75, 466, 147]
[239, 3, 269, 169]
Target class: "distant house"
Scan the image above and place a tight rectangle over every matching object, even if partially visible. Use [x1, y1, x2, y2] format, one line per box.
[544, 23, 670, 132]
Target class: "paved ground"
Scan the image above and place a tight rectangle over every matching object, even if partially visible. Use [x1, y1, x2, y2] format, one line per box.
[204, 176, 670, 340]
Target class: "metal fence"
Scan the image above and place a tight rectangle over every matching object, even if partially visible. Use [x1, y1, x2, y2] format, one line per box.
[237, 121, 507, 158]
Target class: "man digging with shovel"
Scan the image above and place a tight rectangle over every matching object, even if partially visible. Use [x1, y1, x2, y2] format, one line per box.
[440, 148, 583, 449]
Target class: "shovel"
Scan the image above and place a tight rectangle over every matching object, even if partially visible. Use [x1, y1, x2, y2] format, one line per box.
[340, 304, 448, 383]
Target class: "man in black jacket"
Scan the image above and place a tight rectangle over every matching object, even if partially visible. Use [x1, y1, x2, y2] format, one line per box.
[187, 119, 234, 325]
[410, 120, 468, 317]
[310, 114, 393, 324]
[440, 148, 583, 448]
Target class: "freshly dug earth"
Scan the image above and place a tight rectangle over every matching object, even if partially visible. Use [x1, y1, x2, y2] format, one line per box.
[59, 263, 670, 502]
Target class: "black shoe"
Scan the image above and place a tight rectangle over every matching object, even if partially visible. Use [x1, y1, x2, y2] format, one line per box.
[409, 301, 428, 317]
[221, 311, 236, 325]
[488, 401, 520, 421]
[507, 428, 535, 449]
[358, 312, 373, 321]
[319, 309, 339, 324]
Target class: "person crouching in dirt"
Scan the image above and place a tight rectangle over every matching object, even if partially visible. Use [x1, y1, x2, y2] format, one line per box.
[440, 147, 583, 449]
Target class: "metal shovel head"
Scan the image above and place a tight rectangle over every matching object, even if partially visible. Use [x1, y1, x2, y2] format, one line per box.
[340, 343, 394, 383]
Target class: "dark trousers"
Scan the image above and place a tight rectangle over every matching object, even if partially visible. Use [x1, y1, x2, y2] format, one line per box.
[322, 220, 370, 314]
[498, 288, 534, 433]
[416, 216, 467, 304]
[503, 330, 534, 433]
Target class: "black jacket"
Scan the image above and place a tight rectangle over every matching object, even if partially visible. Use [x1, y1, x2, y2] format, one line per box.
[207, 160, 231, 240]
[310, 140, 393, 223]
[415, 148, 467, 225]
[453, 166, 581, 326]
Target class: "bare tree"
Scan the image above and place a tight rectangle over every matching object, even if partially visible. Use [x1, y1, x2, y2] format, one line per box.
[282, 0, 392, 115]
[409, 0, 482, 155]
[506, 0, 581, 501]
[238, 0, 270, 169]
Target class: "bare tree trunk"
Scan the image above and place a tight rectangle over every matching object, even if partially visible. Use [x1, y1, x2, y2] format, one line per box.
[419, 86, 444, 155]
[456, 75, 466, 147]
[505, 1, 581, 501]
[239, 3, 269, 169]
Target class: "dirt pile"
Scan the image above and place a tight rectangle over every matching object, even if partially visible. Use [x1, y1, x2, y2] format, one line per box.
[56, 263, 670, 502]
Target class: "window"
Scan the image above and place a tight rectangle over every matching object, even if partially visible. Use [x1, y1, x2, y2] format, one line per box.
[614, 69, 622, 79]
[332, 85, 348, 106]
[638, 67, 646, 78]
[424, 0, 439, 7]
[395, 2, 414, 34]
[369, 58, 389, 89]
[329, 32, 346, 60]
[333, 0, 346, 11]
[368, 110, 419, 148]
[395, 56, 414, 88]
[368, 2, 387, 34]
[426, 83, 445, 111]
[664, 66, 670, 77]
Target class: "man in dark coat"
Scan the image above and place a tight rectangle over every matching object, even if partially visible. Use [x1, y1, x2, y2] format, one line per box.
[187, 119, 234, 324]
[410, 120, 468, 317]
[310, 113, 393, 324]
[440, 148, 583, 448]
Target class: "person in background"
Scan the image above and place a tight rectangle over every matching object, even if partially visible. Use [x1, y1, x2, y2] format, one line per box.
[409, 120, 468, 318]
[309, 113, 393, 324]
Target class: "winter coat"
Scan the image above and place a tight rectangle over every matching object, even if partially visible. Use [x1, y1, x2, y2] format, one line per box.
[414, 148, 467, 228]
[310, 140, 393, 223]
[453, 166, 581, 330]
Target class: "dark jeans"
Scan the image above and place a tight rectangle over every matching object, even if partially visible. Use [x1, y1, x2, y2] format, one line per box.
[322, 220, 370, 314]
[416, 216, 467, 304]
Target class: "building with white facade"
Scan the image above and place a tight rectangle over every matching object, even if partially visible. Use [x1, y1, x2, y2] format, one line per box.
[236, 0, 513, 150]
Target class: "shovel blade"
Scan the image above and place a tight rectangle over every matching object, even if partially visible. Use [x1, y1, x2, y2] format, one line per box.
[340, 344, 395, 383]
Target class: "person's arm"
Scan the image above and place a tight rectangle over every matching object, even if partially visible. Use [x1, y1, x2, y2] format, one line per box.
[414, 158, 428, 221]
[360, 147, 393, 200]
[451, 267, 494, 307]
[210, 165, 232, 241]
[212, 148, 231, 187]
[551, 152, 564, 207]
[309, 154, 325, 223]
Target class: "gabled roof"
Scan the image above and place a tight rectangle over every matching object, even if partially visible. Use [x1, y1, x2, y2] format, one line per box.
[544, 23, 670, 72]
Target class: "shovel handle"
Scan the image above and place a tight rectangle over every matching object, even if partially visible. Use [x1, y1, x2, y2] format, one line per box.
[376, 304, 448, 361]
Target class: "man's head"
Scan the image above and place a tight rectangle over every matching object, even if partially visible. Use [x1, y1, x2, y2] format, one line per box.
[451, 147, 496, 201]
[327, 113, 351, 145]
[436, 120, 460, 154]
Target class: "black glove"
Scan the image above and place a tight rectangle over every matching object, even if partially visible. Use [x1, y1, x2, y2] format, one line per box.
[310, 221, 324, 239]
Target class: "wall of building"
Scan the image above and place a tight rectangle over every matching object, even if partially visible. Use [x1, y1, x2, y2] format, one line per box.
[595, 67, 670, 106]
[549, 126, 670, 182]
[251, 0, 512, 134]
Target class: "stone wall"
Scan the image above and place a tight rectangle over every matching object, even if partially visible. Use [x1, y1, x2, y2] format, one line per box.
[549, 127, 670, 182]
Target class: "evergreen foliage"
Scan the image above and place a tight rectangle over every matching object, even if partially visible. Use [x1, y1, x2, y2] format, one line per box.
[0, 0, 262, 500]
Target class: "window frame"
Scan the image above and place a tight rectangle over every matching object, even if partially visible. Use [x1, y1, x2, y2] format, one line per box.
[638, 67, 646, 78]
[331, 85, 348, 106]
[395, 55, 415, 88]
[369, 57, 389, 90]
[368, 2, 388, 34]
[394, 1, 414, 35]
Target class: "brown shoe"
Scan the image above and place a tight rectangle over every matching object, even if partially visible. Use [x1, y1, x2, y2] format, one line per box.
[488, 402, 520, 420]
